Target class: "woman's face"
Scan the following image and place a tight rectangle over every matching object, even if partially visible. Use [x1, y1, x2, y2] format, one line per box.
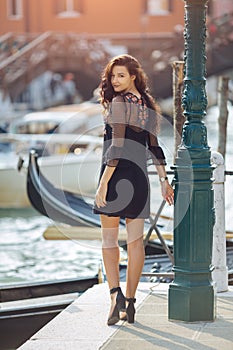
[111, 65, 136, 93]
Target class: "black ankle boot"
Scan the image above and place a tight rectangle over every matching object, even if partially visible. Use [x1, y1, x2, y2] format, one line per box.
[125, 297, 136, 323]
[107, 287, 126, 326]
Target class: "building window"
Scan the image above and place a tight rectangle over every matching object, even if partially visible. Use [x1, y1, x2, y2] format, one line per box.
[7, 0, 22, 19]
[147, 0, 172, 16]
[56, 0, 83, 18]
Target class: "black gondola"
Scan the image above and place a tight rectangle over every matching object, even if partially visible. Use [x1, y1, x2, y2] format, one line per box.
[27, 149, 128, 229]
[26, 149, 233, 270]
[26, 150, 174, 252]
[0, 275, 99, 350]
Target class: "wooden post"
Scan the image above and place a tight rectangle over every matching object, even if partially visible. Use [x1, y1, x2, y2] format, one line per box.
[217, 76, 229, 159]
[172, 61, 185, 161]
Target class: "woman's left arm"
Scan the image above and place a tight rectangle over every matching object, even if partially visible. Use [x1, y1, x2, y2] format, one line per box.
[147, 132, 174, 206]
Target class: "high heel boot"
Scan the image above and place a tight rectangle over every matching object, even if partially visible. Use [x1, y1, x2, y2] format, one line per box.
[107, 287, 126, 326]
[125, 297, 136, 323]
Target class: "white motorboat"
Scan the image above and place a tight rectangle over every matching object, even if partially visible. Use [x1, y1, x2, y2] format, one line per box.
[0, 133, 102, 208]
[0, 102, 104, 208]
[8, 101, 103, 135]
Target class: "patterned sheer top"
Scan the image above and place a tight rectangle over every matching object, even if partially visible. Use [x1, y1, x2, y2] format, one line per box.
[103, 92, 166, 167]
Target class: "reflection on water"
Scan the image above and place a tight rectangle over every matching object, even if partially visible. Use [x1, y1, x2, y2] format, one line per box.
[0, 208, 102, 284]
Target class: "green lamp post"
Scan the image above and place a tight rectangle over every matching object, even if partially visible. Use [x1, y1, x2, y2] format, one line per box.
[168, 0, 216, 322]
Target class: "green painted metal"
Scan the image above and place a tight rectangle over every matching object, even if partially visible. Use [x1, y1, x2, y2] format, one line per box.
[168, 0, 216, 322]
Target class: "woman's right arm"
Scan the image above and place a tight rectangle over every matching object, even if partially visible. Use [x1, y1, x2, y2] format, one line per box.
[95, 96, 126, 208]
[95, 165, 116, 208]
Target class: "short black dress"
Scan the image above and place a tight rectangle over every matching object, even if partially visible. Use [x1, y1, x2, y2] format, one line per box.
[93, 92, 166, 219]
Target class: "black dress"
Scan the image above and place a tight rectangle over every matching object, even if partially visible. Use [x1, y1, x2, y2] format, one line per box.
[93, 92, 166, 219]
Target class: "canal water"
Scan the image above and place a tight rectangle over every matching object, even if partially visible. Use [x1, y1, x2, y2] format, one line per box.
[0, 104, 232, 284]
[0, 208, 103, 283]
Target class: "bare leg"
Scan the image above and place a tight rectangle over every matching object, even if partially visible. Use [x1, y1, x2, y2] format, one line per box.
[101, 215, 120, 289]
[101, 215, 121, 320]
[125, 218, 145, 298]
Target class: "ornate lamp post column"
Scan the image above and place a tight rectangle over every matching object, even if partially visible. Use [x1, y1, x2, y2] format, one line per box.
[168, 0, 216, 322]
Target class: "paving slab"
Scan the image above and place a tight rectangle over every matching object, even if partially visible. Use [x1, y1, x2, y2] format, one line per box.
[18, 283, 233, 350]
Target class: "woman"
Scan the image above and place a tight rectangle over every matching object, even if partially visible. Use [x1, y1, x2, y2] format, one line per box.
[93, 54, 174, 325]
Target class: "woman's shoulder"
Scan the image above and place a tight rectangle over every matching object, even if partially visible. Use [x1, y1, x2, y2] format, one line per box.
[112, 92, 142, 104]
[123, 92, 141, 104]
[112, 94, 125, 103]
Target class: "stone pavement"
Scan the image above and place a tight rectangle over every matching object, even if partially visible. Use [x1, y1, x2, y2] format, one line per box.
[18, 283, 233, 350]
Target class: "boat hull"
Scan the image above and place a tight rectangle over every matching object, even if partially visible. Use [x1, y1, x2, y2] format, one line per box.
[0, 152, 101, 208]
[0, 275, 99, 349]
[0, 300, 70, 350]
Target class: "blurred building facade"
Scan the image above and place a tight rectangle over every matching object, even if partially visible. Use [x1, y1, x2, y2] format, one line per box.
[0, 0, 232, 106]
[0, 0, 185, 35]
[1, 0, 232, 36]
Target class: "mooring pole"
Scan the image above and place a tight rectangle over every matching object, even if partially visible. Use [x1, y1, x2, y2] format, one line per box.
[217, 76, 229, 159]
[172, 60, 185, 162]
[211, 151, 228, 292]
[168, 0, 216, 322]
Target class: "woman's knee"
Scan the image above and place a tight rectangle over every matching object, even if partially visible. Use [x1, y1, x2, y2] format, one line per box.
[101, 226, 119, 248]
[126, 218, 144, 245]
[101, 215, 120, 248]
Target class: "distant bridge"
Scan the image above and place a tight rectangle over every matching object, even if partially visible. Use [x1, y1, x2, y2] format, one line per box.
[0, 12, 232, 101]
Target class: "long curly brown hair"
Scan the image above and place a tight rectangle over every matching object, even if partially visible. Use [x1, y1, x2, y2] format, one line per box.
[100, 54, 161, 117]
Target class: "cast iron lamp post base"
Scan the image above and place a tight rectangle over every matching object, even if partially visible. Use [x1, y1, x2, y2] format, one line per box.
[168, 0, 216, 322]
